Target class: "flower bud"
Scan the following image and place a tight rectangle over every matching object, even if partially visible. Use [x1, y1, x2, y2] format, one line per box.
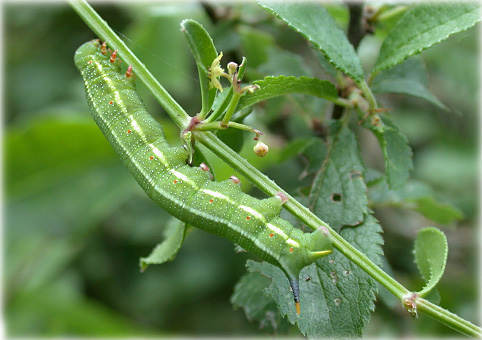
[253, 141, 269, 157]
[227, 62, 238, 77]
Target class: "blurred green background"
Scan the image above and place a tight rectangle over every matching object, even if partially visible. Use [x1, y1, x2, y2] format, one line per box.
[3, 2, 479, 337]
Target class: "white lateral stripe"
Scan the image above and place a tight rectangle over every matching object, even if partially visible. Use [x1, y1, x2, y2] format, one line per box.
[266, 224, 300, 248]
[149, 145, 169, 166]
[170, 170, 190, 182]
[286, 239, 300, 247]
[266, 223, 288, 239]
[131, 119, 141, 132]
[152, 177, 281, 261]
[238, 205, 263, 219]
[202, 189, 229, 200]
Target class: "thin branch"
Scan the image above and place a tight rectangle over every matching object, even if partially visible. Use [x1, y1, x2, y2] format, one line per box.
[332, 1, 367, 119]
[346, 2, 366, 50]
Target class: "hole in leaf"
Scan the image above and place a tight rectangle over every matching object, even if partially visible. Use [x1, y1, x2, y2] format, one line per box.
[331, 193, 342, 202]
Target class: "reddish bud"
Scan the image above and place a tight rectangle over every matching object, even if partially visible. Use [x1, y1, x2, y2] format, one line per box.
[229, 176, 241, 185]
[126, 65, 133, 78]
[110, 50, 117, 63]
[276, 192, 289, 204]
[101, 41, 107, 54]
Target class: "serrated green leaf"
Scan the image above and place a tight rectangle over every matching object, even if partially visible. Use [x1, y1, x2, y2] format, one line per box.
[373, 3, 482, 73]
[372, 56, 448, 110]
[364, 116, 413, 190]
[300, 137, 329, 176]
[237, 76, 337, 113]
[368, 177, 464, 225]
[258, 1, 364, 81]
[298, 215, 383, 337]
[365, 168, 385, 187]
[180, 18, 217, 71]
[248, 215, 383, 337]
[246, 261, 299, 324]
[181, 19, 218, 115]
[414, 227, 448, 297]
[415, 197, 464, 225]
[140, 218, 186, 271]
[314, 49, 338, 77]
[310, 122, 368, 231]
[231, 270, 290, 334]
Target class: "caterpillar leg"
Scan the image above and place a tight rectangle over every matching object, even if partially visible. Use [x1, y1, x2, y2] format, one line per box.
[288, 277, 301, 315]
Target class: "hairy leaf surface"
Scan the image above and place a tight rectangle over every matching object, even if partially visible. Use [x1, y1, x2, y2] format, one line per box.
[237, 76, 337, 112]
[373, 3, 481, 73]
[247, 215, 383, 338]
[140, 218, 187, 271]
[372, 56, 447, 110]
[181, 19, 218, 114]
[364, 116, 413, 190]
[368, 172, 463, 225]
[258, 1, 364, 81]
[310, 122, 368, 231]
[414, 227, 448, 297]
[231, 270, 290, 334]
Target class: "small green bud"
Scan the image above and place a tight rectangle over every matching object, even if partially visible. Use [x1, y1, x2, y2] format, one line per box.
[253, 141, 269, 157]
[227, 62, 238, 77]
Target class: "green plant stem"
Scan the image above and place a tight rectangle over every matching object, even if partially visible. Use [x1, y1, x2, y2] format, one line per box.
[357, 80, 377, 111]
[194, 121, 257, 135]
[333, 97, 355, 108]
[205, 88, 233, 123]
[417, 298, 482, 338]
[195, 132, 480, 338]
[72, 2, 481, 337]
[195, 130, 408, 301]
[69, 0, 190, 128]
[377, 5, 409, 22]
[221, 91, 242, 125]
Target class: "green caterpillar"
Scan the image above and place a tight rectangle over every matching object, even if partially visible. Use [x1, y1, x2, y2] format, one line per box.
[74, 39, 332, 314]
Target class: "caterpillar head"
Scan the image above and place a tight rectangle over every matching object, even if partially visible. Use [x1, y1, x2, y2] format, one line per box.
[308, 227, 333, 260]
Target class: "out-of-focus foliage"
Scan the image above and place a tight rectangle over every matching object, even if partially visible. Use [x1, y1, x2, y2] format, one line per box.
[4, 2, 479, 337]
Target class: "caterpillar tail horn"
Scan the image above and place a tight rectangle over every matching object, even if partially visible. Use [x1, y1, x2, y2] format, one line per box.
[288, 277, 301, 315]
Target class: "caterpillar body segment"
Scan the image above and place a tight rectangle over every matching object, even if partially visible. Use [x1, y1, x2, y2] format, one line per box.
[74, 39, 332, 314]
